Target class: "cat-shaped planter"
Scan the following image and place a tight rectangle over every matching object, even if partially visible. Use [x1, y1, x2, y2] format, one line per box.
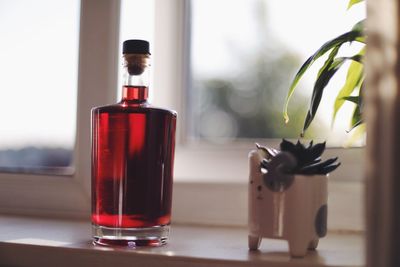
[248, 149, 328, 257]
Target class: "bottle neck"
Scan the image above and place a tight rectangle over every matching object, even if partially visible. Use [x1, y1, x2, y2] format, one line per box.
[121, 54, 150, 103]
[122, 85, 148, 102]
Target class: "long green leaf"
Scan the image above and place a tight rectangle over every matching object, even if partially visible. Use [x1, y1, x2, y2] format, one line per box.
[352, 20, 366, 42]
[351, 106, 362, 128]
[302, 47, 339, 133]
[302, 57, 346, 135]
[318, 46, 340, 77]
[342, 96, 360, 105]
[332, 47, 365, 124]
[348, 119, 363, 132]
[348, 0, 364, 10]
[343, 94, 363, 132]
[356, 36, 366, 43]
[358, 82, 364, 112]
[352, 19, 366, 32]
[344, 123, 365, 147]
[283, 23, 364, 124]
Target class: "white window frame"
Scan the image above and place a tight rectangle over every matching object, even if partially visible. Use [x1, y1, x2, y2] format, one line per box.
[0, 0, 364, 232]
[0, 0, 120, 218]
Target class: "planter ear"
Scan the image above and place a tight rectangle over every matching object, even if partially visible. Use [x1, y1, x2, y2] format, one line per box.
[262, 151, 296, 192]
[248, 149, 328, 258]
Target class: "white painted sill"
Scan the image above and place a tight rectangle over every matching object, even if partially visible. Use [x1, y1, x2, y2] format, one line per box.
[0, 215, 364, 267]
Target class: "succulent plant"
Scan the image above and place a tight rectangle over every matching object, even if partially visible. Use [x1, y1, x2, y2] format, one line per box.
[281, 139, 341, 175]
[257, 139, 340, 192]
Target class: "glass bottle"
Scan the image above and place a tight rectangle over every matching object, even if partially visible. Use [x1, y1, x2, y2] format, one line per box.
[91, 40, 177, 247]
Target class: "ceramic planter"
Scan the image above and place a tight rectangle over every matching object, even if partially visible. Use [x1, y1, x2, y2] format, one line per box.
[248, 149, 328, 257]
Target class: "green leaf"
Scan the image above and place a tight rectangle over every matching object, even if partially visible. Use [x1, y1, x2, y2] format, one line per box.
[343, 93, 363, 133]
[344, 123, 365, 147]
[283, 24, 364, 124]
[318, 46, 340, 77]
[348, 119, 363, 132]
[348, 0, 364, 10]
[332, 47, 365, 124]
[351, 103, 362, 128]
[352, 20, 365, 32]
[358, 82, 364, 111]
[342, 96, 360, 105]
[352, 20, 366, 43]
[356, 36, 366, 43]
[302, 55, 346, 135]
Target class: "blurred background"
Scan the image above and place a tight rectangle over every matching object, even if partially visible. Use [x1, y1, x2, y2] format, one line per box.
[0, 0, 365, 171]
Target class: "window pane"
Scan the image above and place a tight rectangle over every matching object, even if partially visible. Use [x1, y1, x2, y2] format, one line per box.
[0, 0, 80, 172]
[119, 0, 154, 101]
[189, 0, 365, 145]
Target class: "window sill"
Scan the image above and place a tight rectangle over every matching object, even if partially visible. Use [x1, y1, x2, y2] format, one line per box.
[0, 215, 364, 267]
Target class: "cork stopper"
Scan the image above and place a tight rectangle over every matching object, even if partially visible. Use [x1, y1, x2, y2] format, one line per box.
[123, 54, 149, 75]
[122, 40, 150, 75]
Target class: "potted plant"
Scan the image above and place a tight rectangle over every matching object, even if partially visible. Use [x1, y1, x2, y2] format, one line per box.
[248, 139, 340, 257]
[248, 0, 363, 257]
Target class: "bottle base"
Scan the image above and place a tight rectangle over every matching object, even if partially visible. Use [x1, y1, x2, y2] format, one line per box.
[92, 224, 169, 247]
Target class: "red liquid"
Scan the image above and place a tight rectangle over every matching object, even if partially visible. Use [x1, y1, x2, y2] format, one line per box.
[91, 86, 176, 228]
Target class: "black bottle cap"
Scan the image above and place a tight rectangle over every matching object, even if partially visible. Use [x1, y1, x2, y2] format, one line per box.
[123, 39, 150, 55]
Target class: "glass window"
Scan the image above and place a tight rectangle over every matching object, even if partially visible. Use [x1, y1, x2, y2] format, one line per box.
[0, 0, 80, 173]
[189, 0, 365, 145]
[118, 0, 154, 101]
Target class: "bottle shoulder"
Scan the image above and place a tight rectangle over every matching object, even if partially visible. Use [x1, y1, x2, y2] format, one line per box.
[92, 103, 177, 117]
[149, 105, 177, 117]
